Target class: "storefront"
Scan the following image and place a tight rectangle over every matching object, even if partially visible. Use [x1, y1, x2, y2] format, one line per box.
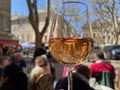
[0, 40, 21, 48]
[0, 40, 21, 56]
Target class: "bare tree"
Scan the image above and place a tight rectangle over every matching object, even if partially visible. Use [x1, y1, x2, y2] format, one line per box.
[91, 0, 120, 45]
[26, 0, 50, 48]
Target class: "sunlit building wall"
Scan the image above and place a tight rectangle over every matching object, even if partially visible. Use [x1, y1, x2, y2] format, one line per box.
[11, 11, 52, 45]
[0, 0, 17, 41]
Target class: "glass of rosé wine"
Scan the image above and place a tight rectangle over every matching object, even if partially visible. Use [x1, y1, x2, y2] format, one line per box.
[49, 1, 94, 90]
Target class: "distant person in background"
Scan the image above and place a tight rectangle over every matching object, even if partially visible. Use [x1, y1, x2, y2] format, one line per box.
[2, 47, 8, 56]
[62, 66, 78, 77]
[11, 52, 27, 70]
[89, 50, 115, 79]
[89, 50, 115, 89]
[33, 43, 46, 62]
[45, 46, 53, 59]
[0, 56, 10, 86]
[23, 49, 29, 58]
[0, 47, 3, 56]
[0, 56, 10, 76]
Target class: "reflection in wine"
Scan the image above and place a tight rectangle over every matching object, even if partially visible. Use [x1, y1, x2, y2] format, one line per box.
[49, 38, 93, 67]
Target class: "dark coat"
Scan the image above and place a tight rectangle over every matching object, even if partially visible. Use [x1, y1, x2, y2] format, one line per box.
[0, 64, 28, 90]
[55, 73, 95, 90]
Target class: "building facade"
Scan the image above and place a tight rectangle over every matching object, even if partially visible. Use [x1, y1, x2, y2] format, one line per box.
[82, 22, 120, 46]
[11, 11, 52, 46]
[11, 11, 78, 46]
[0, 0, 17, 41]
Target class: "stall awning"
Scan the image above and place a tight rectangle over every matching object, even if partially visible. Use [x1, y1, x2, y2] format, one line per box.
[0, 40, 21, 48]
[21, 43, 35, 49]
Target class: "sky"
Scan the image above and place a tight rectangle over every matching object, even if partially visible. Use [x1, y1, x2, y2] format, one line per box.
[11, 0, 90, 16]
[11, 0, 46, 16]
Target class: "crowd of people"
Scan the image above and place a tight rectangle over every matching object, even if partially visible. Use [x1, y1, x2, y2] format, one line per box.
[0, 44, 118, 90]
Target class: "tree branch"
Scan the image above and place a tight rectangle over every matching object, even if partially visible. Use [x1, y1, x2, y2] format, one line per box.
[41, 0, 50, 35]
[26, 0, 39, 33]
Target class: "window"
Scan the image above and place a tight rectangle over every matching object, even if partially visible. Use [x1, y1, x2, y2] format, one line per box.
[0, 16, 2, 30]
[27, 34, 29, 42]
[45, 35, 47, 41]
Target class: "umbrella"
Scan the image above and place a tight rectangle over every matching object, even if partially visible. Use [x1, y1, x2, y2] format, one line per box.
[21, 43, 35, 49]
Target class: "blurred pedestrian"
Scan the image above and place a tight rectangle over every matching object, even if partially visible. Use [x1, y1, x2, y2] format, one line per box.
[89, 50, 115, 89]
[0, 56, 10, 86]
[62, 66, 78, 77]
[0, 63, 28, 90]
[89, 50, 115, 79]
[11, 52, 27, 70]
[29, 55, 52, 90]
[0, 47, 3, 56]
[33, 43, 46, 62]
[55, 64, 94, 90]
[0, 56, 10, 76]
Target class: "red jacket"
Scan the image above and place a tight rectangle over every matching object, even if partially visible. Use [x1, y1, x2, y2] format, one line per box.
[89, 61, 115, 79]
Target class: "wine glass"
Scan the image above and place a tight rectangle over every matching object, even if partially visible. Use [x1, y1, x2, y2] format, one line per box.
[49, 1, 94, 90]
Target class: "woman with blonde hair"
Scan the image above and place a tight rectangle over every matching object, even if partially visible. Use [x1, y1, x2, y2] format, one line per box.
[29, 55, 52, 90]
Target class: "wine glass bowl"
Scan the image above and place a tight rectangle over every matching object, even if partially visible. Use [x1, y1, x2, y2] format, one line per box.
[49, 38, 93, 67]
[49, 1, 94, 67]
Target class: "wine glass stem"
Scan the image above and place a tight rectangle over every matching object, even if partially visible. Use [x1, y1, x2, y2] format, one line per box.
[68, 67, 73, 90]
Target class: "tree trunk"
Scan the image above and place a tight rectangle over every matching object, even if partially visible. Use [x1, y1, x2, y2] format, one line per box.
[35, 31, 42, 48]
[26, 0, 50, 48]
